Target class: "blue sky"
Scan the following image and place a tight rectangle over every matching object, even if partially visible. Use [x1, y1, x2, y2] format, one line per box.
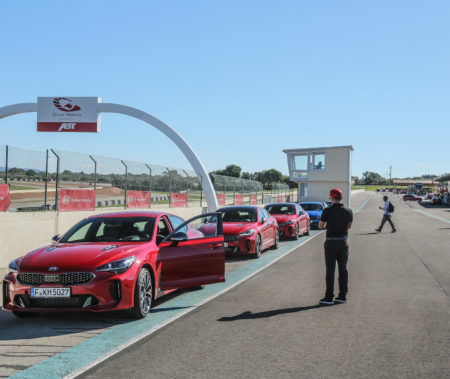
[1, 1, 449, 179]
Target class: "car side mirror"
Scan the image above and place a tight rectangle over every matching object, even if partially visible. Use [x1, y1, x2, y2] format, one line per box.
[261, 217, 266, 224]
[203, 217, 208, 224]
[51, 234, 61, 243]
[170, 232, 188, 242]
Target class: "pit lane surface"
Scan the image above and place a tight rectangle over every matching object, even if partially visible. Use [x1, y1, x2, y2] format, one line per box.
[79, 192, 449, 379]
[0, 195, 368, 378]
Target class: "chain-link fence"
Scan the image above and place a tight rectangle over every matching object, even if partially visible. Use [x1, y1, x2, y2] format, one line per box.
[1, 145, 297, 211]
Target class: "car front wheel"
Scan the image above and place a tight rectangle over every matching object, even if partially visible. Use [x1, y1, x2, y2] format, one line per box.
[294, 223, 300, 240]
[131, 267, 153, 319]
[271, 229, 279, 249]
[253, 234, 262, 259]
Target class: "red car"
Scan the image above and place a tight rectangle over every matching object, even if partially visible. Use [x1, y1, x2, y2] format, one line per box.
[208, 206, 279, 259]
[264, 203, 310, 240]
[403, 194, 421, 201]
[3, 211, 225, 319]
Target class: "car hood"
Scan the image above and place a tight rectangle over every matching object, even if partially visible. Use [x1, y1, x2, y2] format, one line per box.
[18, 242, 147, 272]
[271, 215, 296, 223]
[305, 210, 322, 218]
[223, 222, 258, 235]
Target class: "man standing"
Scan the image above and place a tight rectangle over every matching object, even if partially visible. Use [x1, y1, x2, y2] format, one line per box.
[375, 195, 396, 233]
[318, 188, 353, 305]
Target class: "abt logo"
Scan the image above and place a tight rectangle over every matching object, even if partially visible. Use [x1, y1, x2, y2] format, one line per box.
[58, 123, 77, 132]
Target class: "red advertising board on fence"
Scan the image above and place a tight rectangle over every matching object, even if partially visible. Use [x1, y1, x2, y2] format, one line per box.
[217, 193, 226, 206]
[250, 195, 257, 205]
[277, 195, 283, 203]
[0, 184, 11, 212]
[127, 190, 151, 209]
[171, 193, 188, 208]
[59, 189, 95, 211]
[234, 194, 243, 205]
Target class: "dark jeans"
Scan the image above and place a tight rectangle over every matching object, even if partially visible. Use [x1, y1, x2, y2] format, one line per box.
[379, 214, 395, 231]
[324, 240, 349, 298]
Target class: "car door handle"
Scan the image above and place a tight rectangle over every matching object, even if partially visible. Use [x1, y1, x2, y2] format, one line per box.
[208, 243, 223, 250]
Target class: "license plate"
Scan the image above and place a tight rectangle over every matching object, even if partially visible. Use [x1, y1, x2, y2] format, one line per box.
[31, 287, 71, 298]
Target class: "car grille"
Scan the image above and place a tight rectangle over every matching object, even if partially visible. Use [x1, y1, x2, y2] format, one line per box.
[224, 235, 239, 242]
[14, 295, 99, 309]
[17, 272, 94, 286]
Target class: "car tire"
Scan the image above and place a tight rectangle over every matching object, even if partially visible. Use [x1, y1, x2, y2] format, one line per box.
[12, 311, 38, 318]
[130, 267, 153, 319]
[253, 234, 262, 259]
[294, 223, 300, 240]
[271, 229, 279, 249]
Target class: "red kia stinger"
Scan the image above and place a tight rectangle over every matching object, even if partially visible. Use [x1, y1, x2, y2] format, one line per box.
[3, 211, 225, 319]
[264, 203, 310, 239]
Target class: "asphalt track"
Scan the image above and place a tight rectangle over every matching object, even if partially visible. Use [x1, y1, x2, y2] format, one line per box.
[3, 192, 450, 378]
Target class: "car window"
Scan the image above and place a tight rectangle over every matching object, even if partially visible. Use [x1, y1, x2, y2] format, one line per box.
[300, 203, 324, 211]
[169, 213, 223, 240]
[262, 208, 270, 220]
[220, 209, 257, 222]
[61, 217, 156, 243]
[265, 204, 295, 215]
[167, 215, 187, 233]
[258, 209, 265, 223]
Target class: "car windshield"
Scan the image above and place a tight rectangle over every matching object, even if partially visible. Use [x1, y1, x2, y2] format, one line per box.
[59, 217, 156, 243]
[220, 209, 257, 222]
[266, 204, 295, 215]
[301, 203, 324, 211]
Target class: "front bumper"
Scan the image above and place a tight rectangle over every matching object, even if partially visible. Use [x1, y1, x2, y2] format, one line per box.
[224, 235, 256, 254]
[3, 268, 138, 313]
[278, 223, 296, 238]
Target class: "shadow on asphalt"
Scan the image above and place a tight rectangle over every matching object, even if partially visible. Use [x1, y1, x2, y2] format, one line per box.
[353, 232, 379, 235]
[217, 304, 338, 321]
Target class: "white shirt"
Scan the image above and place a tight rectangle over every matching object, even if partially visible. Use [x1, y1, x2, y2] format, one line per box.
[383, 200, 391, 216]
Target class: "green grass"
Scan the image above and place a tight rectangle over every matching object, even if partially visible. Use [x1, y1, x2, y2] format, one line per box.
[9, 185, 37, 191]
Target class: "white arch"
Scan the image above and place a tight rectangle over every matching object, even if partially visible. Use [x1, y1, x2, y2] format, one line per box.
[0, 102, 218, 211]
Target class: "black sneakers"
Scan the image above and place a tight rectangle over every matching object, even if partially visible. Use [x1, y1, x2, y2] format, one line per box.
[334, 295, 347, 303]
[375, 228, 381, 233]
[319, 297, 334, 305]
[391, 229, 397, 233]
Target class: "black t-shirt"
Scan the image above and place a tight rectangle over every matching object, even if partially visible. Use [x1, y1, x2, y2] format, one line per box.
[320, 203, 353, 238]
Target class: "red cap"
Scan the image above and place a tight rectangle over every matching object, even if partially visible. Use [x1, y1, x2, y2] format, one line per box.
[329, 188, 343, 199]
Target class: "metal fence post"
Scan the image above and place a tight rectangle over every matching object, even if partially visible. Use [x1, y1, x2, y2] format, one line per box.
[50, 149, 60, 211]
[183, 170, 189, 207]
[5, 145, 8, 184]
[145, 164, 152, 208]
[89, 155, 97, 191]
[44, 149, 49, 210]
[165, 168, 172, 207]
[121, 160, 128, 209]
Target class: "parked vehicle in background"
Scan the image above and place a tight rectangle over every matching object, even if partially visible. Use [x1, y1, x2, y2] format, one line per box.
[299, 201, 327, 229]
[264, 203, 309, 240]
[430, 196, 442, 205]
[403, 194, 422, 201]
[209, 206, 279, 259]
[3, 211, 226, 319]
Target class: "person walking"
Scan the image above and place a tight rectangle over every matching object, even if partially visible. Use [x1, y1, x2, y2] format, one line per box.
[375, 195, 396, 233]
[318, 188, 353, 305]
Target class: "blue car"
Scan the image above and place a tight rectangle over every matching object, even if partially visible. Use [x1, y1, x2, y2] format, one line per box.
[299, 202, 328, 229]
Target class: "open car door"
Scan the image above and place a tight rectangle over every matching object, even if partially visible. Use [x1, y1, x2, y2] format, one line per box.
[158, 212, 225, 291]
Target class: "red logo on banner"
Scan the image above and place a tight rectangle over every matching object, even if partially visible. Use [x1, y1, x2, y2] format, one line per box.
[234, 194, 243, 205]
[171, 193, 188, 208]
[217, 193, 226, 206]
[53, 98, 81, 112]
[250, 195, 257, 205]
[59, 189, 95, 211]
[277, 195, 283, 203]
[0, 184, 11, 211]
[127, 190, 151, 209]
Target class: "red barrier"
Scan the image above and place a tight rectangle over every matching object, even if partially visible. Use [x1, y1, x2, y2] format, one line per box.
[0, 184, 11, 211]
[234, 194, 243, 205]
[250, 195, 257, 205]
[59, 189, 95, 211]
[217, 193, 226, 206]
[171, 193, 188, 208]
[277, 195, 283, 203]
[127, 190, 151, 209]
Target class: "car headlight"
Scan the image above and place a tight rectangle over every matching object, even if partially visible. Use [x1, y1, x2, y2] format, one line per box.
[8, 259, 20, 273]
[239, 229, 255, 237]
[286, 220, 295, 224]
[96, 256, 136, 274]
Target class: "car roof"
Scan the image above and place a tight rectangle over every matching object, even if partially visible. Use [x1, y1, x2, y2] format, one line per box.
[87, 210, 171, 219]
[265, 203, 296, 206]
[217, 205, 259, 211]
[299, 201, 323, 204]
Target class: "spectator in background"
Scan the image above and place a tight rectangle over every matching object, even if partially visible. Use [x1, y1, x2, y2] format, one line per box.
[376, 195, 396, 233]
